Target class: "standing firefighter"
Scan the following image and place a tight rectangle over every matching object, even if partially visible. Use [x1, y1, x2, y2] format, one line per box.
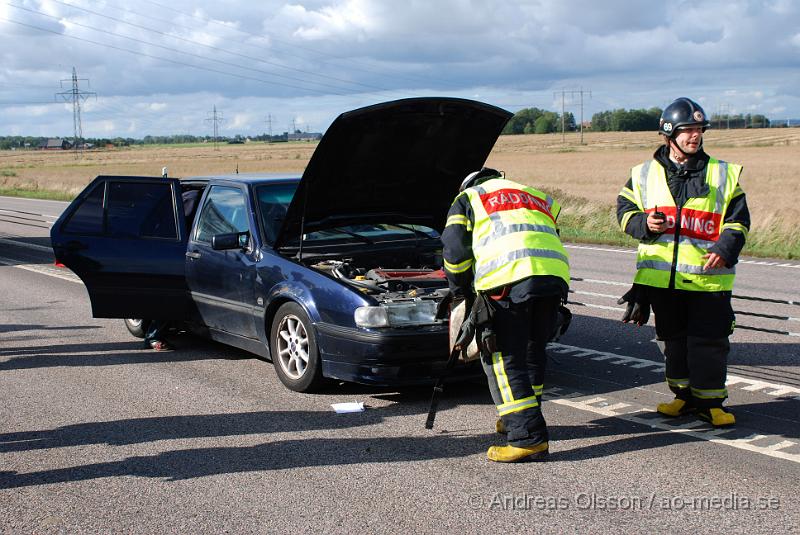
[442, 168, 569, 462]
[616, 97, 750, 427]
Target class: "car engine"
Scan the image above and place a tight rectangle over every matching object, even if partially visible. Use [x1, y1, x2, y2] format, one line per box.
[311, 260, 448, 298]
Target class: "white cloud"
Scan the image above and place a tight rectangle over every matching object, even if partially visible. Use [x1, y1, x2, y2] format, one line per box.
[1, 0, 799, 137]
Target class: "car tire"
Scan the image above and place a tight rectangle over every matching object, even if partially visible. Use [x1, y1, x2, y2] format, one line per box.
[124, 318, 151, 339]
[270, 302, 324, 393]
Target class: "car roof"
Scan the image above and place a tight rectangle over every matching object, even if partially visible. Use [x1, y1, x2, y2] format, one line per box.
[184, 173, 301, 184]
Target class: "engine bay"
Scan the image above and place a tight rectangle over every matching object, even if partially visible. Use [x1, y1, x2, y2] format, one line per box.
[310, 260, 449, 303]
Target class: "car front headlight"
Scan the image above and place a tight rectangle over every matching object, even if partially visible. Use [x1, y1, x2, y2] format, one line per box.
[355, 300, 439, 328]
[354, 306, 390, 328]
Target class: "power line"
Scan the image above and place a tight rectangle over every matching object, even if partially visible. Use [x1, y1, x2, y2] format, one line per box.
[55, 67, 96, 157]
[40, 0, 402, 97]
[0, 16, 350, 97]
[5, 4, 356, 97]
[111, 0, 451, 89]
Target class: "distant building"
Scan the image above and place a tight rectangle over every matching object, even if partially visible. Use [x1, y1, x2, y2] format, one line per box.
[287, 132, 322, 142]
[39, 138, 72, 150]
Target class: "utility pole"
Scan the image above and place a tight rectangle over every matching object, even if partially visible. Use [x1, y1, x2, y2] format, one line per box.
[265, 114, 273, 142]
[205, 105, 224, 150]
[56, 67, 96, 157]
[553, 88, 591, 144]
[718, 103, 731, 130]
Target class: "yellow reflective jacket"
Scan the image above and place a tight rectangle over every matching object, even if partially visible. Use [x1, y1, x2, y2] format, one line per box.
[625, 158, 743, 291]
[458, 178, 569, 291]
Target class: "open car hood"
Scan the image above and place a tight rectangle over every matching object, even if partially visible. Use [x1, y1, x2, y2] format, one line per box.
[275, 97, 511, 247]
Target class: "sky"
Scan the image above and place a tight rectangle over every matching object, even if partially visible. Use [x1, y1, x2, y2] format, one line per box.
[1, 0, 799, 139]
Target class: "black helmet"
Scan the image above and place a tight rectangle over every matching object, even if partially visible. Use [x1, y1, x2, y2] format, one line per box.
[659, 97, 710, 137]
[459, 167, 502, 192]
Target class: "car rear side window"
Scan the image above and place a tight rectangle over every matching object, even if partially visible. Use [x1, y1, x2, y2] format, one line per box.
[62, 181, 104, 234]
[194, 186, 249, 243]
[107, 181, 178, 239]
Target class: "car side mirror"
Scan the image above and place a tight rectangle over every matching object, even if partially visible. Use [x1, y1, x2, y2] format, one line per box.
[211, 231, 250, 251]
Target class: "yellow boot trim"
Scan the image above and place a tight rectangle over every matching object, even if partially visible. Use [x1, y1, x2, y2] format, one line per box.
[656, 398, 694, 417]
[698, 408, 736, 427]
[487, 442, 549, 463]
[495, 419, 506, 434]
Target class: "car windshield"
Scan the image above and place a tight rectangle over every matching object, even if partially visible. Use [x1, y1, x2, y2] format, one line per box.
[256, 183, 440, 246]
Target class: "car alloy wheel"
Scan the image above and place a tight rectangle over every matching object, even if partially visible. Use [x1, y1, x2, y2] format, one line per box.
[270, 302, 323, 392]
[276, 313, 309, 379]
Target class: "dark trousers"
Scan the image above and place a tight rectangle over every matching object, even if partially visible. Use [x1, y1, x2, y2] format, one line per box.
[144, 320, 170, 343]
[647, 288, 734, 409]
[480, 295, 559, 447]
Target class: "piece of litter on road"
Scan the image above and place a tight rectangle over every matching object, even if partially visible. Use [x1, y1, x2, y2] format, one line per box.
[331, 402, 364, 413]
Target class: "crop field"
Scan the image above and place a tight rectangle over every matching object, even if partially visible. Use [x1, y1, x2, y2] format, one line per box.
[1, 128, 799, 258]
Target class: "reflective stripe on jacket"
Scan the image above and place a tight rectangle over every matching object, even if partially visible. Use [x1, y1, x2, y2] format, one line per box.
[459, 178, 570, 291]
[627, 158, 742, 291]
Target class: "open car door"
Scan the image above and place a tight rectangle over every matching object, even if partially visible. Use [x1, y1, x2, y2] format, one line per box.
[51, 175, 194, 320]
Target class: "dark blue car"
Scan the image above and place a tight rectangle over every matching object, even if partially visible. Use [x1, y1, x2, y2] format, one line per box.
[51, 97, 512, 392]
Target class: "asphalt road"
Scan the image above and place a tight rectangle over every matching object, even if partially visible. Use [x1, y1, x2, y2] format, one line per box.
[1, 196, 799, 534]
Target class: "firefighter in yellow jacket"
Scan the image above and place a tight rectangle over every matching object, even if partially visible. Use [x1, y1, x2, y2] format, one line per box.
[617, 97, 750, 427]
[442, 168, 569, 462]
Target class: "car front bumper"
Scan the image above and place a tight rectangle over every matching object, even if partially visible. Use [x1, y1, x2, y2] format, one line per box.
[314, 322, 482, 386]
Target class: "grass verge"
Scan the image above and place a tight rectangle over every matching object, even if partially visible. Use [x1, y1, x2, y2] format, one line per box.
[0, 187, 75, 201]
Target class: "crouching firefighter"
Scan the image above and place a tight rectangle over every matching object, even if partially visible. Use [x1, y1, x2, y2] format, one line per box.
[441, 168, 570, 462]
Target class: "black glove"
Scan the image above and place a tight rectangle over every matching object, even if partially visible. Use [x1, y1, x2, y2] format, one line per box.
[435, 288, 473, 321]
[617, 284, 650, 326]
[549, 305, 572, 342]
[435, 289, 455, 320]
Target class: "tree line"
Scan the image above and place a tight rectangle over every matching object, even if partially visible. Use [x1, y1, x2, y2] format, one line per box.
[0, 110, 779, 149]
[502, 108, 577, 135]
[0, 133, 295, 150]
[503, 107, 773, 135]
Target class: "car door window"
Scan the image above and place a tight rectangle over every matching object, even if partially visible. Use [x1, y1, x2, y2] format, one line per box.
[194, 186, 249, 243]
[62, 181, 105, 234]
[106, 181, 178, 239]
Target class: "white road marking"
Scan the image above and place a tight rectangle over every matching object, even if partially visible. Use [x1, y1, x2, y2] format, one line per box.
[0, 255, 81, 283]
[573, 290, 619, 299]
[572, 277, 631, 287]
[565, 244, 636, 255]
[549, 342, 800, 399]
[546, 391, 800, 464]
[763, 440, 796, 451]
[0, 235, 53, 252]
[564, 243, 800, 269]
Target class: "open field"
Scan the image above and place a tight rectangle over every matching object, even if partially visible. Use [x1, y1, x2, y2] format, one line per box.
[2, 129, 799, 258]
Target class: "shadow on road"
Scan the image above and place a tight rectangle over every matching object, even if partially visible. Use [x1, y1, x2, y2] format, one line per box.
[0, 411, 719, 489]
[0, 323, 101, 335]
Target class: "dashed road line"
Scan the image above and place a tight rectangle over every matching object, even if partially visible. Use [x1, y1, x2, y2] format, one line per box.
[544, 387, 800, 464]
[564, 243, 800, 269]
[549, 342, 800, 401]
